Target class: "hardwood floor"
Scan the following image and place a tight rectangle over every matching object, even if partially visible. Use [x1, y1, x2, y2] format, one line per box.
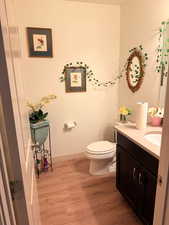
[37, 156, 142, 225]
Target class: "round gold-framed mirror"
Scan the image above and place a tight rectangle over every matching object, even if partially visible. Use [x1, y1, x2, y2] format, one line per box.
[126, 49, 144, 93]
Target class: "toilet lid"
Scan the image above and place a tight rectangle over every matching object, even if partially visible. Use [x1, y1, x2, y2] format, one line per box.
[87, 141, 116, 154]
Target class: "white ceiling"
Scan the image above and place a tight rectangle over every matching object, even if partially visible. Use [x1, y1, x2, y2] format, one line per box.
[66, 0, 128, 5]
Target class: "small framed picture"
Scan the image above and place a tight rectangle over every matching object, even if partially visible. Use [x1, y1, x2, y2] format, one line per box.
[65, 67, 86, 92]
[27, 27, 53, 57]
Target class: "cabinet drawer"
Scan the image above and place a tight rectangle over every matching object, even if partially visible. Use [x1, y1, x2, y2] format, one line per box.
[117, 132, 159, 176]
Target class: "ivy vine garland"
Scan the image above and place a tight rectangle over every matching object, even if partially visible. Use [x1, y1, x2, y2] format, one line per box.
[156, 19, 169, 78]
[59, 61, 124, 88]
[128, 45, 148, 82]
[59, 46, 147, 88]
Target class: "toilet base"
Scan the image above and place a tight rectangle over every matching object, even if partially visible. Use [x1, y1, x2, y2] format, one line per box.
[89, 158, 115, 176]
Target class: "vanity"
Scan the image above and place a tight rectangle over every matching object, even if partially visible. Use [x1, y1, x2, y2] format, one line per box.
[115, 123, 161, 225]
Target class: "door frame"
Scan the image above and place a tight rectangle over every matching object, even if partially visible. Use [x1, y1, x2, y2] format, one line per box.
[153, 64, 169, 225]
[0, 131, 16, 225]
[0, 19, 30, 225]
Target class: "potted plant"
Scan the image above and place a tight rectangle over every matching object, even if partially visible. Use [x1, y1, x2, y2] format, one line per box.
[148, 107, 164, 126]
[119, 106, 132, 123]
[27, 94, 57, 146]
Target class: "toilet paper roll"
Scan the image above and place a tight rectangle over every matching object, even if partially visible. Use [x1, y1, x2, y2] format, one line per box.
[64, 121, 77, 129]
[136, 102, 148, 130]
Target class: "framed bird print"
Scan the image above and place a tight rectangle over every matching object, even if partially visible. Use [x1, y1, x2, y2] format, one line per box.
[27, 27, 53, 57]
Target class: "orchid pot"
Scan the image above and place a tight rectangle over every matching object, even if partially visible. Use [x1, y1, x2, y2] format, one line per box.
[150, 117, 162, 127]
[148, 107, 164, 127]
[27, 94, 57, 146]
[30, 120, 49, 146]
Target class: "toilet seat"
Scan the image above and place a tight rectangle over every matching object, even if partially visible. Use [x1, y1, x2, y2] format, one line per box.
[86, 141, 116, 155]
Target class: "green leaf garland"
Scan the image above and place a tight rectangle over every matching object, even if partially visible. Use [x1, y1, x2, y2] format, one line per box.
[156, 19, 169, 77]
[59, 45, 147, 88]
[59, 61, 127, 88]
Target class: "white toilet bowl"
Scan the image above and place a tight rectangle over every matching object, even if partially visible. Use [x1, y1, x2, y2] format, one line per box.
[85, 141, 116, 175]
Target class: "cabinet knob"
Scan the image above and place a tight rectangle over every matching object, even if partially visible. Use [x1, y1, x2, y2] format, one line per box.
[139, 172, 143, 185]
[133, 168, 136, 180]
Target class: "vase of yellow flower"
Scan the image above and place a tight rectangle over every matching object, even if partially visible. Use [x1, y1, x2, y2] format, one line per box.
[27, 95, 56, 146]
[119, 106, 132, 123]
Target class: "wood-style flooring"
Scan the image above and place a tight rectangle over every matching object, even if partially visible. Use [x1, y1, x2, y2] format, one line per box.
[37, 156, 142, 225]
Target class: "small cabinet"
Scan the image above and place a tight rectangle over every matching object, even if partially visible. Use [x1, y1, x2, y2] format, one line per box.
[116, 133, 159, 225]
[139, 168, 157, 225]
[116, 146, 140, 210]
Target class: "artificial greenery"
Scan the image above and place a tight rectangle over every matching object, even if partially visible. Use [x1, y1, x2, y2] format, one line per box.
[156, 20, 169, 79]
[60, 61, 126, 88]
[29, 109, 48, 124]
[128, 45, 148, 83]
[59, 45, 147, 88]
[27, 95, 57, 124]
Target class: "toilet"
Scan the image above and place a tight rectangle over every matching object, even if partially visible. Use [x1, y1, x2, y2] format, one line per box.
[85, 141, 116, 175]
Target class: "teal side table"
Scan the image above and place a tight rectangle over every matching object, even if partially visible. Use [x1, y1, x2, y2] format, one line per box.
[30, 120, 53, 178]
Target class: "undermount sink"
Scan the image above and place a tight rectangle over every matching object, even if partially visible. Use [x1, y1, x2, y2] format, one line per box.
[144, 132, 162, 147]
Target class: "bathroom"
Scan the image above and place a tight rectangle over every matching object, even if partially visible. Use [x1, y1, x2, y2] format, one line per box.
[0, 0, 169, 225]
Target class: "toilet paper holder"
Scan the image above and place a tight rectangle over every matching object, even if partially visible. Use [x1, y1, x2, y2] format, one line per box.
[64, 121, 77, 130]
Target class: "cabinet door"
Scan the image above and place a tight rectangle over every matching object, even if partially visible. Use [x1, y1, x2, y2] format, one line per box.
[116, 145, 140, 210]
[139, 169, 157, 225]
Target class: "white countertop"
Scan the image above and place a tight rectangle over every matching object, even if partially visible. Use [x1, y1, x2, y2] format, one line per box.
[115, 122, 162, 159]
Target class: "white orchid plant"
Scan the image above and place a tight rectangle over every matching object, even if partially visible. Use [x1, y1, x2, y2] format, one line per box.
[27, 95, 57, 124]
[148, 107, 164, 118]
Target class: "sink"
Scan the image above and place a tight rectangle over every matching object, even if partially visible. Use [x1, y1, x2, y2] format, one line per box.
[144, 132, 162, 147]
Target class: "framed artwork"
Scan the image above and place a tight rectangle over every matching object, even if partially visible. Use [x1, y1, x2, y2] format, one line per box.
[27, 27, 53, 57]
[65, 67, 86, 92]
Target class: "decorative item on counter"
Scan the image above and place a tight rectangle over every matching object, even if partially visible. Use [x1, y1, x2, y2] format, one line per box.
[136, 102, 148, 130]
[119, 106, 132, 123]
[148, 107, 164, 126]
[59, 61, 127, 88]
[156, 20, 169, 85]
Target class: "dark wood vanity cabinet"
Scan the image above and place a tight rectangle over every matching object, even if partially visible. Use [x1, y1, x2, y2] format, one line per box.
[116, 132, 159, 225]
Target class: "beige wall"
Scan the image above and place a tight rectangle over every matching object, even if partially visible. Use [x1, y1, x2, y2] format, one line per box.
[13, 0, 120, 157]
[119, 0, 169, 121]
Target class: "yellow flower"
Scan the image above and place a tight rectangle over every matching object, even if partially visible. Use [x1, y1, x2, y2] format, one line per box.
[119, 106, 125, 114]
[120, 107, 127, 115]
[122, 109, 129, 115]
[119, 106, 132, 116]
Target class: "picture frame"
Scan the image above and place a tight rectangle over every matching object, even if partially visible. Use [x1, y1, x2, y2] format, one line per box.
[64, 67, 86, 92]
[27, 27, 53, 57]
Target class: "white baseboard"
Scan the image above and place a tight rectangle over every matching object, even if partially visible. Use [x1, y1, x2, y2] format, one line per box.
[53, 152, 85, 163]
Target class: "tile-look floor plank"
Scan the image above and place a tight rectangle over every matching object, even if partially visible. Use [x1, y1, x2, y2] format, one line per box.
[37, 157, 142, 225]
